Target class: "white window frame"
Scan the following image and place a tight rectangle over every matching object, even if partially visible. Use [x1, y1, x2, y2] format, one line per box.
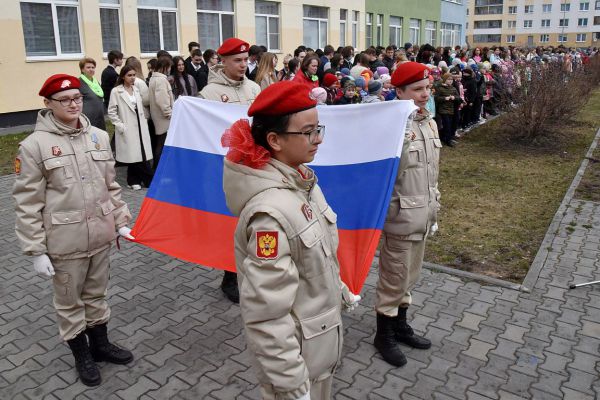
[139, 1, 179, 57]
[21, 0, 84, 61]
[506, 34, 515, 43]
[255, 1, 280, 52]
[540, 34, 549, 42]
[558, 34, 568, 42]
[99, 0, 122, 57]
[580, 2, 590, 10]
[578, 17, 588, 26]
[302, 6, 328, 50]
[340, 9, 347, 47]
[508, 6, 517, 14]
[559, 18, 569, 27]
[440, 22, 460, 47]
[376, 14, 383, 46]
[596, 0, 600, 10]
[352, 10, 358, 48]
[524, 5, 534, 13]
[409, 18, 421, 45]
[576, 33, 587, 41]
[425, 20, 436, 46]
[561, 3, 571, 11]
[542, 3, 552, 12]
[541, 19, 550, 27]
[524, 20, 533, 28]
[508, 20, 516, 28]
[197, 1, 234, 53]
[389, 16, 402, 46]
[365, 12, 373, 47]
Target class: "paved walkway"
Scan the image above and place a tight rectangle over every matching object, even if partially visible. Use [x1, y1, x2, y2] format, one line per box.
[0, 169, 599, 400]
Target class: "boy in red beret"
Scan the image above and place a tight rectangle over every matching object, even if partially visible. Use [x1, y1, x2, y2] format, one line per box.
[374, 62, 441, 368]
[13, 74, 135, 386]
[199, 37, 261, 303]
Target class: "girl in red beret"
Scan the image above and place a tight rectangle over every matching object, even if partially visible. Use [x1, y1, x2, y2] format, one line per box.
[221, 80, 359, 400]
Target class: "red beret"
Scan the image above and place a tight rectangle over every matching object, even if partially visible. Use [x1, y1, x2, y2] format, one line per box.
[248, 81, 317, 117]
[217, 38, 250, 56]
[322, 73, 338, 88]
[39, 74, 80, 97]
[391, 62, 430, 87]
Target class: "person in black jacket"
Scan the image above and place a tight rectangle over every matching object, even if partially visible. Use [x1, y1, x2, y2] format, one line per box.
[461, 68, 477, 129]
[184, 41, 200, 75]
[187, 49, 207, 91]
[100, 50, 123, 110]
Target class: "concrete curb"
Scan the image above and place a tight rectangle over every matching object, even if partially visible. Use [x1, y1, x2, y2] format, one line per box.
[521, 126, 600, 291]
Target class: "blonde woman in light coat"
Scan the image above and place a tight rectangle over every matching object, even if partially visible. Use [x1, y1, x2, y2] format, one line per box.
[148, 56, 174, 171]
[108, 65, 154, 190]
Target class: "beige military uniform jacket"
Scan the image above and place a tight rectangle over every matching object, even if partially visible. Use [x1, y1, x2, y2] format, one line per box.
[383, 108, 441, 240]
[223, 158, 352, 400]
[13, 110, 131, 259]
[199, 64, 261, 104]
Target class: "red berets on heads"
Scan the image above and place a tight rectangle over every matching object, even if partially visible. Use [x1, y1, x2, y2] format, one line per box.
[248, 81, 317, 117]
[217, 38, 250, 56]
[38, 74, 80, 97]
[391, 62, 430, 87]
[322, 73, 338, 88]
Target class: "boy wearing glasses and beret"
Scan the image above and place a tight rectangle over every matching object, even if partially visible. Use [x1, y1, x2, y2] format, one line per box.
[13, 74, 134, 387]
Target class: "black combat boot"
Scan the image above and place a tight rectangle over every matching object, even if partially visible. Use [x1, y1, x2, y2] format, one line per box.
[374, 313, 407, 367]
[86, 323, 134, 364]
[395, 306, 431, 349]
[221, 270, 239, 303]
[67, 332, 101, 386]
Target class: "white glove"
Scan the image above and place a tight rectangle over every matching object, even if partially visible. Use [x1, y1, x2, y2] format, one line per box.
[344, 293, 362, 312]
[118, 226, 135, 240]
[296, 393, 311, 400]
[430, 222, 439, 237]
[33, 254, 55, 277]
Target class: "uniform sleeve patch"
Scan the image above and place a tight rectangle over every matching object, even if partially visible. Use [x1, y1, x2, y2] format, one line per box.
[256, 231, 278, 259]
[14, 157, 21, 174]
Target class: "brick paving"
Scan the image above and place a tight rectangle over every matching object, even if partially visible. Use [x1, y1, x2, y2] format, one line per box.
[1, 169, 599, 400]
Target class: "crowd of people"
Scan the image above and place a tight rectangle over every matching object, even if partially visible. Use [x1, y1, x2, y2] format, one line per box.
[12, 34, 599, 399]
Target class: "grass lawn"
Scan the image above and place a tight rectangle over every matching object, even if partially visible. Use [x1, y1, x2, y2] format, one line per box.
[425, 89, 600, 282]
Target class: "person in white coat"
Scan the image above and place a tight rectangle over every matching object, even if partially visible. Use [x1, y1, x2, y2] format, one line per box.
[108, 65, 154, 189]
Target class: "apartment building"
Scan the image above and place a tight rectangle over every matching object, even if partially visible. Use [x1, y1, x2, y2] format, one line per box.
[467, 0, 600, 48]
[1, 0, 364, 124]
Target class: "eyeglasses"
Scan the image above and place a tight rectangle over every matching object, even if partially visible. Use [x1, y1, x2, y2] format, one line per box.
[278, 125, 325, 144]
[49, 96, 83, 107]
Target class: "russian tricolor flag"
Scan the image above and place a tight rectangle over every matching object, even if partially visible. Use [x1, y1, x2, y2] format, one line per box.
[131, 97, 415, 294]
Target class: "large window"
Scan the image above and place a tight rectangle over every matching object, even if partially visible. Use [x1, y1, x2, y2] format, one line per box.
[506, 34, 515, 43]
[474, 0, 504, 15]
[365, 13, 373, 47]
[197, 0, 234, 51]
[507, 20, 516, 28]
[339, 9, 347, 47]
[138, 0, 178, 54]
[303, 5, 328, 50]
[255, 1, 279, 51]
[559, 18, 569, 27]
[524, 5, 534, 13]
[524, 20, 533, 28]
[409, 19, 420, 45]
[389, 16, 402, 46]
[473, 34, 501, 43]
[351, 10, 358, 48]
[376, 14, 383, 46]
[441, 22, 461, 46]
[425, 21, 436, 46]
[20, 0, 83, 59]
[580, 2, 590, 10]
[561, 3, 571, 11]
[508, 6, 517, 13]
[541, 19, 550, 27]
[542, 3, 552, 12]
[558, 34, 568, 42]
[540, 34, 549, 42]
[576, 33, 587, 42]
[100, 0, 121, 53]
[578, 17, 588, 26]
[474, 20, 502, 28]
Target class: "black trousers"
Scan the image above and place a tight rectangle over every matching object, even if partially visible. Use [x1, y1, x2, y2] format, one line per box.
[127, 161, 154, 187]
[153, 133, 167, 173]
[440, 114, 456, 144]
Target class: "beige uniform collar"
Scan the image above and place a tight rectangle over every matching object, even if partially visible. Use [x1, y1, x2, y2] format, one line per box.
[267, 158, 316, 193]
